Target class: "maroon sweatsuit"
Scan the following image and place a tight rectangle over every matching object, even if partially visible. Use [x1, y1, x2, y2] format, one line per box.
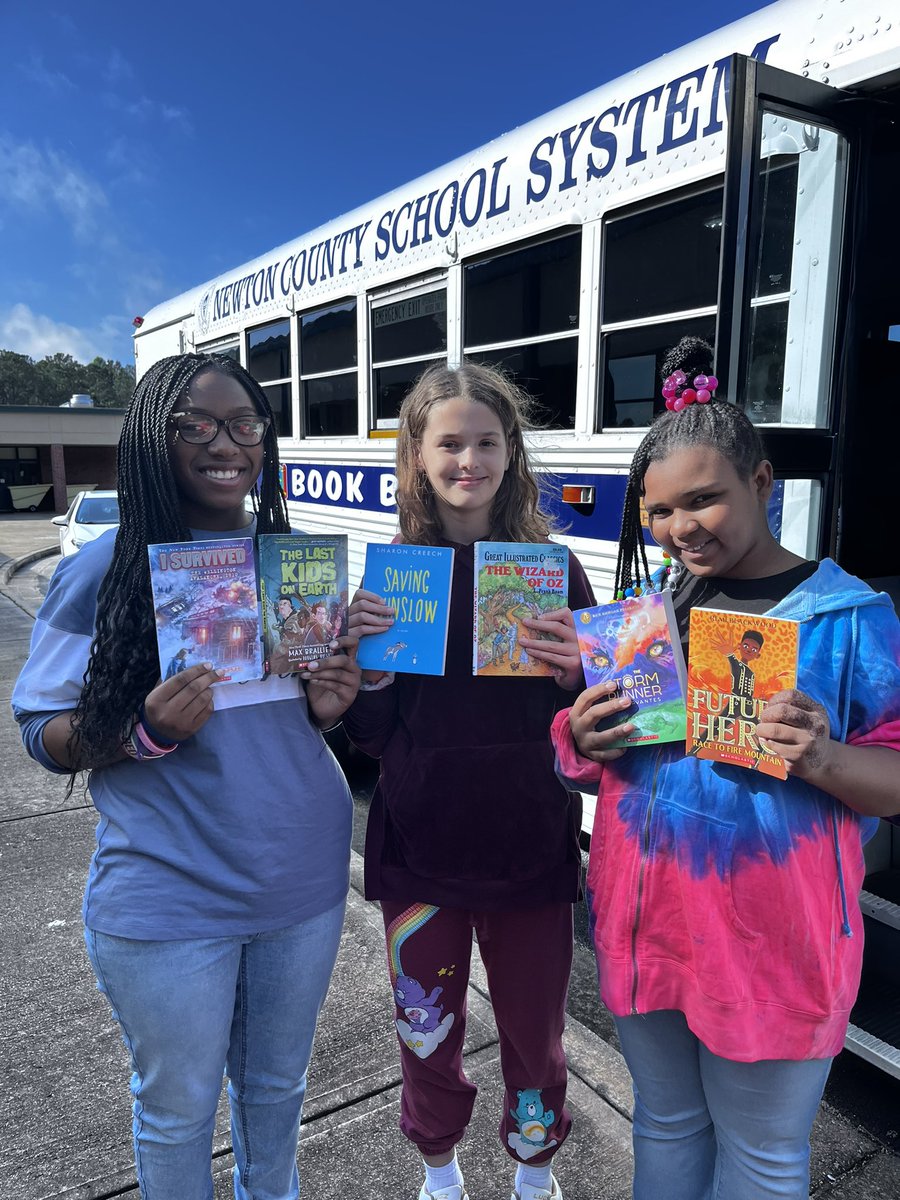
[343, 538, 594, 1162]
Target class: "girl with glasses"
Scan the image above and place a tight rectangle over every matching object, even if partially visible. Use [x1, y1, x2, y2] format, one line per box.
[13, 353, 360, 1200]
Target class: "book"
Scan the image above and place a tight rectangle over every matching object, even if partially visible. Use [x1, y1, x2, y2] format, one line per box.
[356, 543, 455, 675]
[473, 541, 569, 677]
[147, 537, 263, 684]
[258, 533, 349, 673]
[573, 591, 687, 746]
[686, 608, 799, 779]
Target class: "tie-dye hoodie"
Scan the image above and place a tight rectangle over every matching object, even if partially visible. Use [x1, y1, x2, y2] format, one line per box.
[551, 559, 900, 1062]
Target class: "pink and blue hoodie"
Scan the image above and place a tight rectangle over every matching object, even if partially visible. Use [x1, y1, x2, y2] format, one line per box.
[552, 560, 900, 1062]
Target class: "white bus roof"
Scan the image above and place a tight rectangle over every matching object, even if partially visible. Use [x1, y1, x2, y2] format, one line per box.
[136, 0, 900, 343]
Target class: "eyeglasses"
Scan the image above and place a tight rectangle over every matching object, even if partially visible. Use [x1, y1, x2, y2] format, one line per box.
[169, 411, 270, 447]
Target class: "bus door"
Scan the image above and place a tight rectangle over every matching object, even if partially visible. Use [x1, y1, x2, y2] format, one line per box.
[717, 53, 900, 1079]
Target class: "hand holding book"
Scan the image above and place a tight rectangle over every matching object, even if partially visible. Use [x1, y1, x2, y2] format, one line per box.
[756, 688, 832, 778]
[567, 680, 635, 763]
[300, 635, 362, 729]
[517, 606, 584, 690]
[348, 587, 396, 639]
[141, 662, 223, 745]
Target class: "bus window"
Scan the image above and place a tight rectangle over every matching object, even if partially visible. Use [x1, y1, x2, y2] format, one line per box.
[248, 319, 293, 437]
[742, 114, 847, 427]
[602, 316, 717, 429]
[196, 339, 240, 362]
[370, 284, 447, 431]
[779, 478, 822, 560]
[463, 232, 580, 429]
[599, 187, 722, 429]
[300, 300, 358, 437]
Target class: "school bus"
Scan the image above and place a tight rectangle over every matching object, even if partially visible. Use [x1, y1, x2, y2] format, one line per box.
[135, 0, 900, 1077]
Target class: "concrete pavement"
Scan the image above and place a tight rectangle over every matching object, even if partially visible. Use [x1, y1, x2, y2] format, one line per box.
[1, 512, 898, 1200]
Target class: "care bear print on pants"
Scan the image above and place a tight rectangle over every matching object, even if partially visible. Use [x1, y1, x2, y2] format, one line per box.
[508, 1088, 558, 1160]
[393, 973, 455, 1059]
[387, 905, 457, 1061]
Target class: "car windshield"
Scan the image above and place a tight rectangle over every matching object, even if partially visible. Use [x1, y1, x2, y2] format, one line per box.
[75, 495, 120, 524]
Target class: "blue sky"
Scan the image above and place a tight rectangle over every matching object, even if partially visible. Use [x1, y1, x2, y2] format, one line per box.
[0, 0, 766, 367]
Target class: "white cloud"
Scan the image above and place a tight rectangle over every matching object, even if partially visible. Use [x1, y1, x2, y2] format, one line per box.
[0, 303, 118, 362]
[120, 94, 192, 134]
[104, 48, 134, 86]
[18, 53, 75, 92]
[0, 136, 107, 240]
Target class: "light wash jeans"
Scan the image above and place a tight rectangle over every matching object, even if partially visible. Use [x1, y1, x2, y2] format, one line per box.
[614, 1010, 833, 1200]
[85, 899, 346, 1200]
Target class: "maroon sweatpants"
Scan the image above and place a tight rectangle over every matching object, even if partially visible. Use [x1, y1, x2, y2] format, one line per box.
[381, 900, 574, 1161]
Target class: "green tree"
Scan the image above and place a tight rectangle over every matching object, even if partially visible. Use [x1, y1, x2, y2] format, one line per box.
[85, 357, 117, 406]
[111, 359, 135, 406]
[35, 353, 88, 406]
[0, 350, 39, 405]
[0, 349, 134, 407]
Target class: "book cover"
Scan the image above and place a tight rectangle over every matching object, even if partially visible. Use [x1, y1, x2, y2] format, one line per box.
[686, 608, 799, 779]
[258, 533, 349, 673]
[473, 542, 569, 677]
[148, 537, 263, 684]
[356, 543, 455, 675]
[574, 591, 687, 746]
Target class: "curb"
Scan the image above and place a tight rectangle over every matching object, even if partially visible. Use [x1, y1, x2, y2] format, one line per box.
[0, 544, 59, 586]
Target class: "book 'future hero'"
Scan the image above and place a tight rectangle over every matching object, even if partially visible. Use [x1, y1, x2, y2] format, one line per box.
[686, 607, 799, 778]
[356, 543, 455, 676]
[574, 591, 687, 746]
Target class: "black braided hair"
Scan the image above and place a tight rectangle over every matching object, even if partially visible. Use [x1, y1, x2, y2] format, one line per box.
[68, 353, 289, 779]
[612, 337, 767, 598]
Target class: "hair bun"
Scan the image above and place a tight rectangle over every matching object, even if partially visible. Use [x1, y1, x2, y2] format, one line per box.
[660, 336, 714, 384]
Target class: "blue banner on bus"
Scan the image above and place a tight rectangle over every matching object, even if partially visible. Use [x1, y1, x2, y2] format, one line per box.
[281, 463, 398, 513]
[280, 464, 785, 547]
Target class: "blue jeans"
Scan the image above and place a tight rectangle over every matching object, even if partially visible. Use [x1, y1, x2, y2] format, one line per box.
[614, 1011, 832, 1200]
[85, 899, 346, 1200]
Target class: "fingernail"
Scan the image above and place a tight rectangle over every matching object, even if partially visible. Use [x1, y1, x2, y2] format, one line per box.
[203, 661, 213, 669]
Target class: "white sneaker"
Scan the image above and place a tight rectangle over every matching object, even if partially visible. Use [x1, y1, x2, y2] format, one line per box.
[511, 1175, 562, 1200]
[418, 1184, 468, 1200]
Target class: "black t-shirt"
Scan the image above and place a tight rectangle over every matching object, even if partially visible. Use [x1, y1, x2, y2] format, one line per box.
[670, 560, 818, 657]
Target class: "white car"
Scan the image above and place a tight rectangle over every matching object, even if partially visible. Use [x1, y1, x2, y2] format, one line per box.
[52, 490, 120, 556]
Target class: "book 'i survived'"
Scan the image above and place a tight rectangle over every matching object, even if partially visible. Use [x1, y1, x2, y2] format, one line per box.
[148, 537, 263, 684]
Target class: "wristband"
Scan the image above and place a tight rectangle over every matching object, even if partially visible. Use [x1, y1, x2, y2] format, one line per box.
[138, 705, 181, 747]
[122, 718, 179, 761]
[133, 721, 178, 757]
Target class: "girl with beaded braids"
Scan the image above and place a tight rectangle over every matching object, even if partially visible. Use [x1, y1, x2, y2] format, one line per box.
[551, 337, 900, 1200]
[13, 353, 360, 1200]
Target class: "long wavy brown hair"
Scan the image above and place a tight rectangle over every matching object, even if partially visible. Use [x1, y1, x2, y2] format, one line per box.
[395, 361, 557, 545]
